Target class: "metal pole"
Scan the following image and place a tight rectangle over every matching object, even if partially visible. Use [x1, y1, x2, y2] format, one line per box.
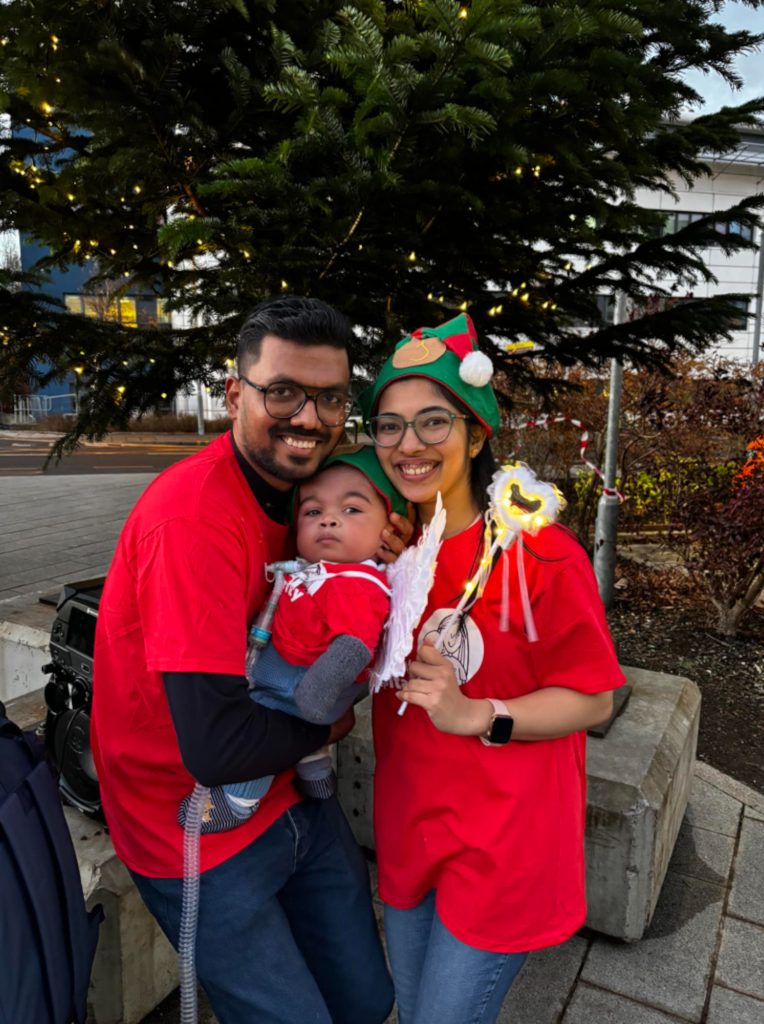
[593, 293, 627, 608]
[751, 225, 764, 366]
[195, 381, 206, 436]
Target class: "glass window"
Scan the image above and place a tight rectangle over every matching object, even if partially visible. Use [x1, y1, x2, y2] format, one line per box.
[118, 298, 137, 327]
[64, 292, 171, 328]
[727, 222, 753, 242]
[675, 212, 692, 231]
[729, 298, 749, 331]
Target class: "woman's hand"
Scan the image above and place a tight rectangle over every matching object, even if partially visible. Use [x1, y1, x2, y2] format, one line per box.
[376, 506, 416, 564]
[398, 640, 492, 736]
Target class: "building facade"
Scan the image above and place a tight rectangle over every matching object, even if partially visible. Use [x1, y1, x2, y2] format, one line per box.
[634, 129, 764, 363]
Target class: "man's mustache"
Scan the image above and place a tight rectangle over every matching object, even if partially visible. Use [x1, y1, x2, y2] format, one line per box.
[269, 425, 329, 442]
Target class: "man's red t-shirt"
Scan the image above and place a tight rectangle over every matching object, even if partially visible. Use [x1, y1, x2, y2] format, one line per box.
[373, 521, 625, 953]
[91, 433, 297, 877]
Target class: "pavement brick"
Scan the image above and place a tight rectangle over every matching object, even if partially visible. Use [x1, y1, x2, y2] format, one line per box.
[729, 817, 764, 926]
[715, 918, 764, 1000]
[684, 775, 742, 838]
[668, 821, 734, 886]
[499, 935, 588, 1024]
[581, 871, 725, 1022]
[562, 983, 684, 1023]
[707, 986, 764, 1024]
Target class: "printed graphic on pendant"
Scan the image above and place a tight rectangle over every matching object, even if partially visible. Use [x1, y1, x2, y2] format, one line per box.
[418, 608, 484, 686]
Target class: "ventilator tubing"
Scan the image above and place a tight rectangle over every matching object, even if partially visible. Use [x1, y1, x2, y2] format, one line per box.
[179, 782, 209, 1024]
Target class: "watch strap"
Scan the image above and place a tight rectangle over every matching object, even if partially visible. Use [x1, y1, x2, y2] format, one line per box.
[480, 698, 513, 747]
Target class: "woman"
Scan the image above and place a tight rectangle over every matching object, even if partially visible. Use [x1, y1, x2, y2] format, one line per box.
[359, 314, 624, 1024]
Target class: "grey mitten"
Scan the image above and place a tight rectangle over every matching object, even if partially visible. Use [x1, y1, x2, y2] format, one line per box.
[293, 635, 373, 724]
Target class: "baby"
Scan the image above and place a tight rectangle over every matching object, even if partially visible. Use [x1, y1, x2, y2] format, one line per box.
[179, 445, 406, 833]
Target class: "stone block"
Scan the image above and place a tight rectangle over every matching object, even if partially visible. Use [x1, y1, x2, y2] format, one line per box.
[65, 809, 178, 1024]
[336, 699, 375, 850]
[337, 667, 701, 943]
[0, 618, 50, 702]
[585, 666, 700, 940]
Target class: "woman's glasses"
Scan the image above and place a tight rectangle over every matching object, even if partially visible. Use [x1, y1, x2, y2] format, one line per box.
[238, 375, 353, 427]
[368, 410, 468, 447]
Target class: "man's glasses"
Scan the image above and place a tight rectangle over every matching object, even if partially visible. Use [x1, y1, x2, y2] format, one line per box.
[238, 374, 353, 427]
[368, 410, 468, 448]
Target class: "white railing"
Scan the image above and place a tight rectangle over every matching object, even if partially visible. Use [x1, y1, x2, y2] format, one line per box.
[11, 393, 77, 423]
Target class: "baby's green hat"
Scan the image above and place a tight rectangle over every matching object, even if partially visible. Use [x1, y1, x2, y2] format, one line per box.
[305, 444, 408, 518]
[358, 313, 501, 437]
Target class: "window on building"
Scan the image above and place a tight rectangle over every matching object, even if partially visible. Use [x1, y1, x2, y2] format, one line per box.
[63, 293, 171, 327]
[728, 298, 750, 331]
[595, 294, 615, 324]
[651, 210, 753, 243]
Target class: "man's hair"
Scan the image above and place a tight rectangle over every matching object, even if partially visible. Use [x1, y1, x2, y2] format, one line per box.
[237, 296, 354, 371]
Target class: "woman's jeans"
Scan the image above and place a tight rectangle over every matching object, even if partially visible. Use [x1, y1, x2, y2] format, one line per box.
[384, 891, 528, 1024]
[131, 797, 394, 1024]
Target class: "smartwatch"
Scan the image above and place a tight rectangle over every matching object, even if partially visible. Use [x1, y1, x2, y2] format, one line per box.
[480, 698, 514, 747]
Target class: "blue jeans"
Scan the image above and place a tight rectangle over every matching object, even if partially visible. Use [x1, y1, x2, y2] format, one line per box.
[384, 892, 527, 1024]
[131, 797, 394, 1024]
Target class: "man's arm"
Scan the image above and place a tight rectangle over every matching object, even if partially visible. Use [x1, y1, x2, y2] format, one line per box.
[163, 671, 330, 787]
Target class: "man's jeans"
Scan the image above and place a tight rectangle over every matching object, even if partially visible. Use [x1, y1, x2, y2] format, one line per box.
[384, 891, 527, 1024]
[131, 797, 394, 1024]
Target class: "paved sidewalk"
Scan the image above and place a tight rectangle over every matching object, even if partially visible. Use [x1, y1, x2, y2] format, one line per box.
[1, 468, 763, 1024]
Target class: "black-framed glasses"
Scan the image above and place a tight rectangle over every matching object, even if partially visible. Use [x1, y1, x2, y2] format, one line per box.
[238, 374, 353, 427]
[368, 410, 469, 447]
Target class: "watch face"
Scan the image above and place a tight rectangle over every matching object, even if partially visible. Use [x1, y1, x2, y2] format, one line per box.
[490, 715, 514, 744]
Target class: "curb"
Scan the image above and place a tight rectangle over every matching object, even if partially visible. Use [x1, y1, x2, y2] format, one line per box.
[0, 428, 219, 446]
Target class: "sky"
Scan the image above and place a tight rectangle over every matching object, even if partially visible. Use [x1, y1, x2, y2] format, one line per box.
[686, 2, 764, 111]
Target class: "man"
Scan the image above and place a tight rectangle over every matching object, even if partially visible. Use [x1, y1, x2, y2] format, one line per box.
[91, 297, 401, 1024]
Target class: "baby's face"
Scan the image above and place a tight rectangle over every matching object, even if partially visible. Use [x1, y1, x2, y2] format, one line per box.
[296, 464, 389, 564]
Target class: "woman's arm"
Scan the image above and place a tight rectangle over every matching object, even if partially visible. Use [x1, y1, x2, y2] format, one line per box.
[399, 640, 614, 739]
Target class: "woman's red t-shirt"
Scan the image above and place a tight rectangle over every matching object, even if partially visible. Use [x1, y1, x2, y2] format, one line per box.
[373, 520, 625, 952]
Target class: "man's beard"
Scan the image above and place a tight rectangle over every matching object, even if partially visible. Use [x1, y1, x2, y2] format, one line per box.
[243, 427, 334, 483]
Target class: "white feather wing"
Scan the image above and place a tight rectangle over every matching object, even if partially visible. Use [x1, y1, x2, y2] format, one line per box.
[371, 493, 446, 690]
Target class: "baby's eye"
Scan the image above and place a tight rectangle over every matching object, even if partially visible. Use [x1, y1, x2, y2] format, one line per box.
[343, 506, 362, 515]
[302, 508, 321, 517]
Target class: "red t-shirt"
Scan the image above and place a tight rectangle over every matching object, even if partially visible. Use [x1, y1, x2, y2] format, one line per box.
[91, 433, 297, 877]
[271, 561, 391, 668]
[373, 521, 624, 953]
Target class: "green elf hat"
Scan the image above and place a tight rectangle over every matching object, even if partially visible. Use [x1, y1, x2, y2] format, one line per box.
[301, 444, 408, 518]
[358, 313, 501, 437]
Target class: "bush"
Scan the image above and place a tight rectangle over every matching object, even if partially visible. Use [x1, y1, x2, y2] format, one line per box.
[495, 356, 764, 634]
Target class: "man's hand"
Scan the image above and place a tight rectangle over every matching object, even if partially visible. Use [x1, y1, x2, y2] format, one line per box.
[327, 705, 356, 744]
[376, 505, 416, 564]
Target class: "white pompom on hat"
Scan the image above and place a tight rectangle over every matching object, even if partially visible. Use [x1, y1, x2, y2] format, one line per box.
[459, 349, 494, 388]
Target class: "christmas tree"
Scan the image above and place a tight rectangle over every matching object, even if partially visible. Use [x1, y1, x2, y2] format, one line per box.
[1, 0, 763, 447]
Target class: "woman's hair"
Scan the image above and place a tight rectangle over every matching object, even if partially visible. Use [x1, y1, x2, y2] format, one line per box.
[429, 382, 497, 512]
